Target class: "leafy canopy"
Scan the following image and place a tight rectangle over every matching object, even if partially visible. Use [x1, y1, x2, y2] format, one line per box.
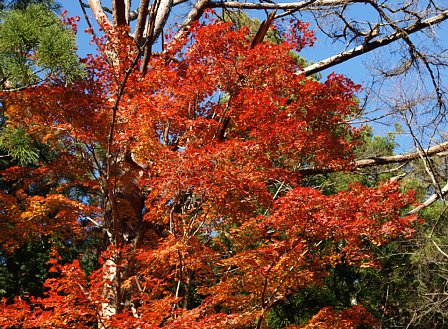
[0, 16, 419, 329]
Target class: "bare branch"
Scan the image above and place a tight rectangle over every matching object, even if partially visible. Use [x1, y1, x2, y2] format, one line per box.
[141, 0, 161, 74]
[88, 0, 111, 26]
[174, 0, 209, 40]
[82, 0, 187, 22]
[302, 9, 448, 76]
[251, 10, 277, 49]
[298, 140, 448, 175]
[207, 0, 368, 11]
[407, 181, 448, 215]
[355, 142, 448, 167]
[125, 0, 131, 23]
[153, 0, 175, 41]
[404, 110, 446, 206]
[430, 238, 448, 259]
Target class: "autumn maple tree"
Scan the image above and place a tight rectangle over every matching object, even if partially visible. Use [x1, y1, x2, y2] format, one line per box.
[0, 2, 426, 328]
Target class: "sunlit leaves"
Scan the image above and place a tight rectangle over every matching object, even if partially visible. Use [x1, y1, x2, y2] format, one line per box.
[0, 17, 420, 328]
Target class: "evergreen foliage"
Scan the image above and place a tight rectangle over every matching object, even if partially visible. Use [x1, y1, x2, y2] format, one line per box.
[0, 2, 83, 87]
[0, 125, 39, 165]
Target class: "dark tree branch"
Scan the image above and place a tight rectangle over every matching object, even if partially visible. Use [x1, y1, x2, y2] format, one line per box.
[135, 0, 150, 45]
[251, 9, 277, 48]
[141, 0, 161, 75]
[112, 0, 127, 25]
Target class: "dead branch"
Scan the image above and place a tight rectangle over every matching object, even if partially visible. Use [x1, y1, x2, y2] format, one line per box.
[251, 10, 277, 49]
[407, 181, 448, 215]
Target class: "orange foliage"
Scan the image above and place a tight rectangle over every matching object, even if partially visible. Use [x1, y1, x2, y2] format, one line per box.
[302, 306, 377, 329]
[0, 19, 418, 328]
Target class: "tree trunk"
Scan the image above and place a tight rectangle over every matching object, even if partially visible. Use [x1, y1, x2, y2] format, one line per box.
[99, 150, 146, 326]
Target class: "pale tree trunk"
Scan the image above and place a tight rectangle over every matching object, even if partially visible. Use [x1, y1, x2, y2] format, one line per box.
[99, 259, 119, 327]
[97, 146, 174, 325]
[98, 152, 146, 327]
[86, 3, 148, 324]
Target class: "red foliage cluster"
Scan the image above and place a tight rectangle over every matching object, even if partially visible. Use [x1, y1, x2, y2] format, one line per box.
[0, 19, 418, 328]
